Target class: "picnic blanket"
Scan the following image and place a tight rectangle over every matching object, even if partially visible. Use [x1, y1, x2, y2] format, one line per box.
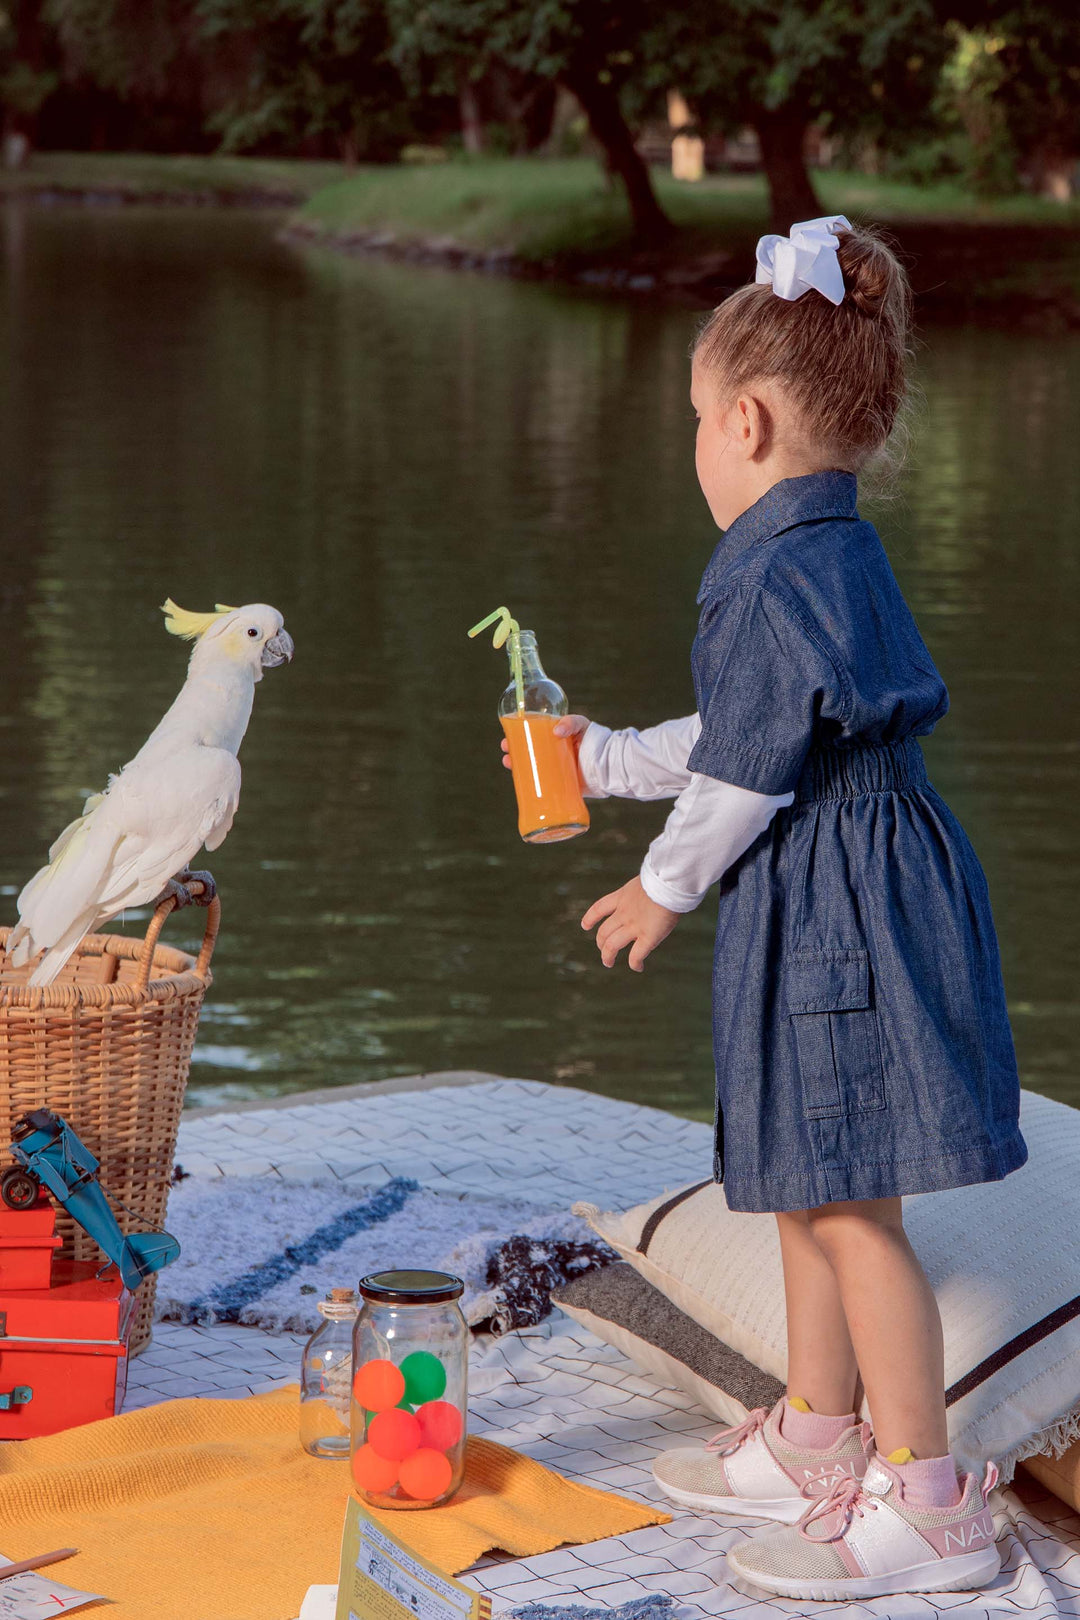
[0, 1384, 668, 1620]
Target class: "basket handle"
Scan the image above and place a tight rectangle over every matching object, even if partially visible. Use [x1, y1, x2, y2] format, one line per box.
[135, 878, 221, 993]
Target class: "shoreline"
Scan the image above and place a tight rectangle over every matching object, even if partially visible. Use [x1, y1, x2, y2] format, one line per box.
[7, 183, 302, 208]
[280, 215, 734, 305]
[5, 153, 1080, 329]
[0, 152, 343, 210]
[282, 214, 1080, 329]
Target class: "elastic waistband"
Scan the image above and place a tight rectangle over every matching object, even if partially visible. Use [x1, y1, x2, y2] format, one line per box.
[794, 737, 928, 803]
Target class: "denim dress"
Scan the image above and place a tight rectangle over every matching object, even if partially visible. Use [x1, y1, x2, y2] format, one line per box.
[688, 470, 1027, 1214]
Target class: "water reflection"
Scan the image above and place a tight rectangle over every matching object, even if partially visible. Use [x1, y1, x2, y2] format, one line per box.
[1, 206, 1076, 1113]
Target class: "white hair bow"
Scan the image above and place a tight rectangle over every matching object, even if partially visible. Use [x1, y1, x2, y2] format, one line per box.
[755, 215, 852, 306]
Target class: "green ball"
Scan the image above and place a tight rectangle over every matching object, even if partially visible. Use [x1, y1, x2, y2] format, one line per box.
[363, 1399, 414, 1425]
[400, 1350, 446, 1405]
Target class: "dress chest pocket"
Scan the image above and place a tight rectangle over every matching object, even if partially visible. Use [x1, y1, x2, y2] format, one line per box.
[783, 948, 886, 1119]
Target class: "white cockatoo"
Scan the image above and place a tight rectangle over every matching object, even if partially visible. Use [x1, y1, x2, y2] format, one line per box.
[9, 599, 294, 986]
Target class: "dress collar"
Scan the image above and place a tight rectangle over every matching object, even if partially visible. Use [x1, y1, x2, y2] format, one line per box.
[697, 470, 859, 603]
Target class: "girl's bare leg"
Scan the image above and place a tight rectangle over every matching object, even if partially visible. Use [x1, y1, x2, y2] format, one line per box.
[806, 1197, 948, 1459]
[776, 1210, 860, 1415]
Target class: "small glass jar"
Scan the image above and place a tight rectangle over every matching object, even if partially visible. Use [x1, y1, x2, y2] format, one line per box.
[300, 1287, 358, 1458]
[350, 1269, 468, 1510]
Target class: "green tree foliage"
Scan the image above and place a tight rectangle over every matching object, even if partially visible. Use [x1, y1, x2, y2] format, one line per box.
[1, 0, 58, 141]
[198, 0, 413, 160]
[645, 0, 947, 229]
[44, 0, 217, 149]
[24, 0, 1078, 218]
[922, 24, 1018, 194]
[388, 0, 672, 241]
[948, 2, 1080, 198]
[46, 0, 185, 100]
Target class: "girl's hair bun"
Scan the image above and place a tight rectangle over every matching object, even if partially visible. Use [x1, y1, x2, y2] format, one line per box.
[693, 221, 913, 474]
[836, 228, 905, 321]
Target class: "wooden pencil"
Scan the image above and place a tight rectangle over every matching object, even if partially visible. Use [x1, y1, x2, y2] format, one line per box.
[0, 1549, 78, 1580]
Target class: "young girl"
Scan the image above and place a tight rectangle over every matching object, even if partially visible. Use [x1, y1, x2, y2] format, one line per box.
[541, 218, 1025, 1600]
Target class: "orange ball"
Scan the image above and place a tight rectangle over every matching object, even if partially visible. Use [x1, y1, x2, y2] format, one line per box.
[368, 1407, 422, 1462]
[417, 1400, 463, 1452]
[353, 1358, 405, 1414]
[352, 1443, 398, 1495]
[399, 1447, 454, 1502]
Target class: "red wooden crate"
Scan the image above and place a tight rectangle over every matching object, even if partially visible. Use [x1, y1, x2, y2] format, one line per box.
[0, 1261, 134, 1438]
[0, 1233, 62, 1290]
[0, 1195, 63, 1290]
[0, 1199, 55, 1240]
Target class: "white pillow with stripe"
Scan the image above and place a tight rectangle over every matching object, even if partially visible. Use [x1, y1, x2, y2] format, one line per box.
[574, 1088, 1080, 1482]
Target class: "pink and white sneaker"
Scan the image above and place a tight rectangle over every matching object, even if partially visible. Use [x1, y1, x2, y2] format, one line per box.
[726, 1453, 1001, 1600]
[652, 1400, 873, 1524]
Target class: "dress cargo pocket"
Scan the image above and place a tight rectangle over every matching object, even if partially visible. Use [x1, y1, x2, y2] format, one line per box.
[783, 948, 886, 1119]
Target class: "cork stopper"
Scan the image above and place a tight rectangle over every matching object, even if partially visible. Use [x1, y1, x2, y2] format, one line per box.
[317, 1286, 359, 1321]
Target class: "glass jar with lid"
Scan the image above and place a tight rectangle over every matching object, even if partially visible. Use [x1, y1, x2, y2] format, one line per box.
[350, 1269, 467, 1509]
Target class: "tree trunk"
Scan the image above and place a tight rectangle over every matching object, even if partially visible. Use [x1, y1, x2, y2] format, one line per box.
[562, 67, 672, 243]
[518, 82, 556, 152]
[752, 107, 821, 233]
[459, 78, 485, 156]
[1026, 135, 1076, 202]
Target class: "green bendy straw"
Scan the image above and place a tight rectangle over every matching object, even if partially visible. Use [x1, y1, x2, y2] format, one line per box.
[468, 606, 524, 713]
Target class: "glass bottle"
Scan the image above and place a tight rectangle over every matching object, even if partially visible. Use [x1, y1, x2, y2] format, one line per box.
[498, 629, 590, 844]
[350, 1269, 468, 1510]
[300, 1287, 358, 1458]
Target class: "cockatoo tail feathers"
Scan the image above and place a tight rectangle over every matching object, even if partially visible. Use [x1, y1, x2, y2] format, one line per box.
[47, 807, 93, 865]
[10, 811, 122, 972]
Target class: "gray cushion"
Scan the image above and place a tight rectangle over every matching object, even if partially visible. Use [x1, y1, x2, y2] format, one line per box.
[552, 1262, 782, 1415]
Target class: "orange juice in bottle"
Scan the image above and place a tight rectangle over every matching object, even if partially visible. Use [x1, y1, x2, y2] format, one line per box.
[470, 609, 589, 844]
[499, 631, 589, 843]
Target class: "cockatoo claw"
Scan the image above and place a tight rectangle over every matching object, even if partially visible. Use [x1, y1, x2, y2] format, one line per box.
[155, 870, 217, 911]
[156, 878, 195, 911]
[182, 869, 218, 906]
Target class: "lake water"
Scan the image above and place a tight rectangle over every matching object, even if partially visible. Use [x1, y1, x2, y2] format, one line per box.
[1, 206, 1077, 1116]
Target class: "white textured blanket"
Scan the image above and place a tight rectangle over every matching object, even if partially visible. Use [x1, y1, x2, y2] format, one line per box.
[158, 1173, 607, 1335]
[168, 1077, 1080, 1619]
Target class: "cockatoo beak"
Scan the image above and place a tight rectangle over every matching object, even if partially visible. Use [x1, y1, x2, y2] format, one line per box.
[261, 630, 294, 668]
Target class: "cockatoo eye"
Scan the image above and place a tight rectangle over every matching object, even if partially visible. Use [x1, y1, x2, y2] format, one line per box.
[247, 626, 259, 638]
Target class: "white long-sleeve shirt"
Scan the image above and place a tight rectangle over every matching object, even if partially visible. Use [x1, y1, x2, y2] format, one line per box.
[577, 716, 793, 913]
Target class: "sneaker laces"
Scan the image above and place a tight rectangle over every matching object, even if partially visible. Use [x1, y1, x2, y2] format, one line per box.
[704, 1407, 769, 1457]
[798, 1474, 877, 1542]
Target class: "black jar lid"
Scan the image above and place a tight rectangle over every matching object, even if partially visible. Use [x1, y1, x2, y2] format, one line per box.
[358, 1269, 464, 1305]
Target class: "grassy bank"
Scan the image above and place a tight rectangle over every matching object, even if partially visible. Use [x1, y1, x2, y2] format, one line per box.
[298, 157, 1080, 257]
[292, 157, 1080, 324]
[0, 151, 345, 205]
[5, 152, 1078, 322]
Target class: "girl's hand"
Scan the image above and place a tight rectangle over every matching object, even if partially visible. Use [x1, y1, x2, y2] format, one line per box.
[581, 876, 679, 971]
[501, 713, 590, 770]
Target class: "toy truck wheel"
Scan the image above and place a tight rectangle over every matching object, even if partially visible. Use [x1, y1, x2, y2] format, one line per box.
[0, 1168, 40, 1210]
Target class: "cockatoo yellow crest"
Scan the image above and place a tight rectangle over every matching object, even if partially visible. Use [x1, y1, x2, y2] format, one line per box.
[160, 599, 239, 640]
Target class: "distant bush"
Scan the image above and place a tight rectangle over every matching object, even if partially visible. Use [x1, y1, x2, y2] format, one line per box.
[883, 131, 1018, 196]
[401, 144, 449, 164]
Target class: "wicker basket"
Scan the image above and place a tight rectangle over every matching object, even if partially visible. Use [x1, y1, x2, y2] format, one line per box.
[0, 887, 220, 1352]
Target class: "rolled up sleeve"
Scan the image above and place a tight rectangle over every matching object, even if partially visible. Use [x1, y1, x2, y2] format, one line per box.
[639, 773, 792, 912]
[688, 586, 845, 795]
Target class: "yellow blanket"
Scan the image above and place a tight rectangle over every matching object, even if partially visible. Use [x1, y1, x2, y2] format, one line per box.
[0, 1388, 669, 1620]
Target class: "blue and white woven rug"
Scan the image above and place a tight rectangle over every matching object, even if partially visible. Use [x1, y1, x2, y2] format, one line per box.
[157, 1174, 613, 1336]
